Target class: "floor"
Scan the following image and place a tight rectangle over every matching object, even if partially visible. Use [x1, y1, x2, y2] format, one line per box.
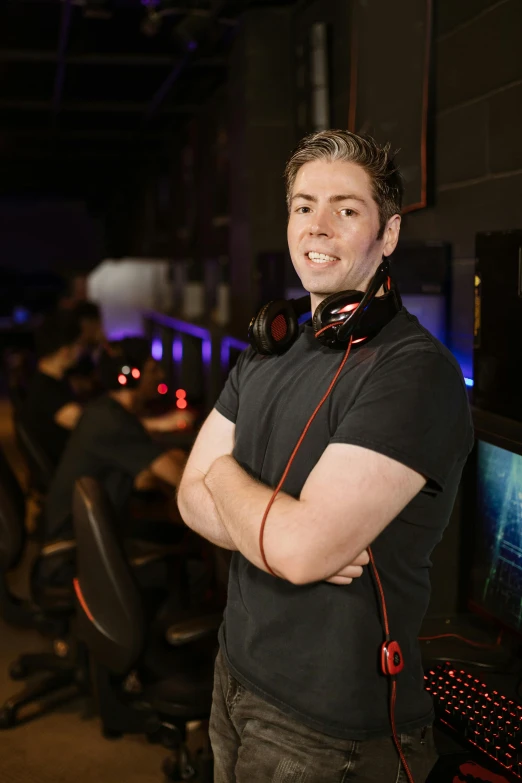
[0, 400, 187, 783]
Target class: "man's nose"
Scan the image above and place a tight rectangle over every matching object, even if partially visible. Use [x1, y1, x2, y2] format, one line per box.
[309, 209, 332, 236]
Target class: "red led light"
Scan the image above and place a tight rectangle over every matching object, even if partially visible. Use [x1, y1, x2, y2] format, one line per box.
[118, 374, 127, 385]
[131, 368, 140, 379]
[157, 383, 168, 395]
[176, 398, 188, 409]
[175, 389, 187, 399]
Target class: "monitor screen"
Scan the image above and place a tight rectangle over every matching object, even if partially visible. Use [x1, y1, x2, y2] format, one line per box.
[469, 439, 522, 635]
[401, 294, 447, 346]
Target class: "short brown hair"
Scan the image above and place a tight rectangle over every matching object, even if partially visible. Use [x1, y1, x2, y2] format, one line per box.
[284, 130, 403, 238]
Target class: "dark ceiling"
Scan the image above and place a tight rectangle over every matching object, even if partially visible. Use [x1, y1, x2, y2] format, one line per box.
[0, 0, 297, 194]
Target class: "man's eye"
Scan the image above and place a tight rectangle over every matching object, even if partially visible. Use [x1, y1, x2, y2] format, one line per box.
[296, 206, 311, 213]
[340, 209, 355, 217]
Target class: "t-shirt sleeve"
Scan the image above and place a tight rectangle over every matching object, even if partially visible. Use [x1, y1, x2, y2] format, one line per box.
[214, 348, 251, 424]
[91, 414, 165, 478]
[330, 349, 473, 491]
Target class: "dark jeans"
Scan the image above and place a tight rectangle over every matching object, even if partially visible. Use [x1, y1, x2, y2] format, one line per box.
[209, 649, 438, 783]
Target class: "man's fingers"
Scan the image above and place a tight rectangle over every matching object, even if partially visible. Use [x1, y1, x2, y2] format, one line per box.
[326, 576, 353, 585]
[337, 565, 364, 579]
[352, 549, 370, 566]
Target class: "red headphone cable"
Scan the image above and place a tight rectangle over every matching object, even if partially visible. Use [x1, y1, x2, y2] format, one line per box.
[368, 549, 415, 783]
[258, 335, 352, 575]
[258, 334, 416, 783]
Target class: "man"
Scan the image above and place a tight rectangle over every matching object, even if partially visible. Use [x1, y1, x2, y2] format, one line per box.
[178, 130, 474, 782]
[72, 300, 105, 352]
[22, 311, 83, 466]
[64, 300, 105, 401]
[44, 337, 187, 545]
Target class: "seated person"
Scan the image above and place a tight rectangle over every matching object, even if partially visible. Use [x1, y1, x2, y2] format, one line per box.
[67, 301, 106, 401]
[21, 312, 84, 467]
[73, 300, 105, 353]
[44, 337, 187, 546]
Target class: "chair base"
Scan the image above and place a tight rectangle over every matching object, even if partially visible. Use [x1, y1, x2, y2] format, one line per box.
[9, 648, 75, 680]
[0, 670, 79, 729]
[162, 744, 214, 782]
[93, 663, 213, 781]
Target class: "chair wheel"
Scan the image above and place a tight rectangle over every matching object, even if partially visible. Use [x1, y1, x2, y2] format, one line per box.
[8, 660, 28, 680]
[195, 749, 213, 782]
[0, 706, 16, 730]
[102, 728, 122, 740]
[162, 751, 196, 781]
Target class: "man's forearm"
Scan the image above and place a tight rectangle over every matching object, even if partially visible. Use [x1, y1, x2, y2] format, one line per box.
[177, 473, 237, 550]
[204, 455, 299, 578]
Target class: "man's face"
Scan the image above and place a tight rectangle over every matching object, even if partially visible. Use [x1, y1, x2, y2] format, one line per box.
[137, 357, 165, 401]
[81, 318, 104, 348]
[287, 159, 401, 311]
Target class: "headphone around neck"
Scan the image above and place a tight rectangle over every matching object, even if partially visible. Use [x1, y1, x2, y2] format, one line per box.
[248, 259, 402, 355]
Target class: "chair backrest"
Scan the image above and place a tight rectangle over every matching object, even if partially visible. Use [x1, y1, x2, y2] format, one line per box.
[72, 477, 145, 675]
[0, 447, 26, 573]
[14, 415, 54, 494]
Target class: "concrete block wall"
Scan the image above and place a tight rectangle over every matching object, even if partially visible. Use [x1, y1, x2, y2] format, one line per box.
[401, 0, 522, 374]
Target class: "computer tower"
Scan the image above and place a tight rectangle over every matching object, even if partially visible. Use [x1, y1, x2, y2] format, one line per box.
[474, 230, 522, 422]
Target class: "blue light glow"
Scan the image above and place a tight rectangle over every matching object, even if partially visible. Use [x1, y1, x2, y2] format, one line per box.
[172, 336, 183, 363]
[221, 336, 249, 370]
[202, 339, 212, 366]
[464, 377, 474, 388]
[13, 306, 30, 325]
[151, 337, 163, 361]
[146, 312, 210, 342]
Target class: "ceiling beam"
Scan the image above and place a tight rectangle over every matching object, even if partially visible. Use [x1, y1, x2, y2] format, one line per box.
[0, 50, 226, 67]
[0, 100, 199, 113]
[10, 129, 171, 140]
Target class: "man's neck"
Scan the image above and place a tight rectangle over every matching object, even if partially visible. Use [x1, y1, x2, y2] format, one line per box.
[38, 357, 66, 380]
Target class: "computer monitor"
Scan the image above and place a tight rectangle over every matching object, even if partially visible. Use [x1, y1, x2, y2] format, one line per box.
[467, 409, 522, 636]
[400, 293, 447, 346]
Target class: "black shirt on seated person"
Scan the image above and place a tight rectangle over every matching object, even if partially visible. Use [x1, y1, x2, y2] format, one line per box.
[22, 370, 75, 466]
[44, 395, 164, 542]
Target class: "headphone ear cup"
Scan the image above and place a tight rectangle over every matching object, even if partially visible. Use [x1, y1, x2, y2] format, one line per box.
[248, 300, 300, 355]
[312, 296, 334, 333]
[313, 291, 362, 347]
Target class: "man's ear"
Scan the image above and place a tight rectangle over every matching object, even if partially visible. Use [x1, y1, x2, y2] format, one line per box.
[382, 214, 401, 257]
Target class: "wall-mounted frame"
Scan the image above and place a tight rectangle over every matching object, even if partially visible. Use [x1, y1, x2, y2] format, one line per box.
[348, 0, 433, 213]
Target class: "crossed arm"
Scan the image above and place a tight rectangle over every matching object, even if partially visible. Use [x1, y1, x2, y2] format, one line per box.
[177, 409, 426, 585]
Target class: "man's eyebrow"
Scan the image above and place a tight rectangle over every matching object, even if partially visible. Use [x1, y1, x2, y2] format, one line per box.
[329, 194, 368, 205]
[290, 192, 368, 205]
[291, 192, 317, 202]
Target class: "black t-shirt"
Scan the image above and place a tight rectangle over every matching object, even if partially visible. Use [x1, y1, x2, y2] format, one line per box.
[214, 308, 474, 741]
[44, 396, 164, 542]
[21, 370, 75, 466]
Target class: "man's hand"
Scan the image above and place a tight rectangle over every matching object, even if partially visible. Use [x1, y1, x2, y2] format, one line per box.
[142, 408, 197, 434]
[325, 549, 370, 585]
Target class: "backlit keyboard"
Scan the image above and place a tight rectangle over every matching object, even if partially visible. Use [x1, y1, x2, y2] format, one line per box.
[424, 662, 522, 780]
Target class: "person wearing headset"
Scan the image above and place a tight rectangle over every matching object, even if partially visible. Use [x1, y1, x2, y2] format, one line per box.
[44, 338, 188, 546]
[177, 130, 473, 782]
[22, 311, 84, 467]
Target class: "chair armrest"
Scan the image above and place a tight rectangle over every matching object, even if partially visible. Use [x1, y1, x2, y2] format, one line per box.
[40, 540, 77, 558]
[125, 541, 189, 570]
[166, 612, 223, 646]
